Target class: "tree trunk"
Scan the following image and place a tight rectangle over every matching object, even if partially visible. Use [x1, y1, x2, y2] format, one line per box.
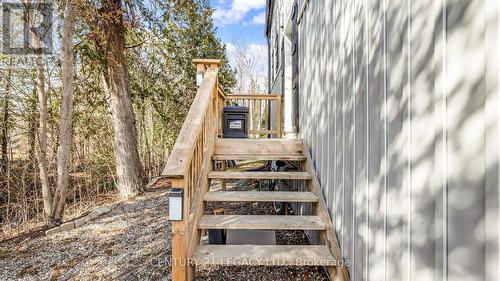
[50, 0, 75, 224]
[101, 0, 145, 199]
[1, 58, 12, 177]
[35, 55, 52, 217]
[31, 42, 52, 220]
[28, 85, 38, 214]
[25, 0, 53, 219]
[1, 59, 12, 219]
[28, 87, 37, 165]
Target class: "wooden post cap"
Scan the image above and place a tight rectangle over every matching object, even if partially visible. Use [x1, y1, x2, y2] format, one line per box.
[193, 59, 221, 66]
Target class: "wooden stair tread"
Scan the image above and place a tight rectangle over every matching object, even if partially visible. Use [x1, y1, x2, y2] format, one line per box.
[213, 138, 305, 161]
[212, 154, 306, 161]
[192, 245, 336, 266]
[208, 171, 311, 180]
[204, 191, 318, 202]
[198, 215, 326, 230]
[215, 138, 303, 155]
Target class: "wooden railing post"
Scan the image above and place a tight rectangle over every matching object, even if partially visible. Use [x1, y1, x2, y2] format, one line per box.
[171, 178, 190, 280]
[166, 59, 221, 281]
[276, 95, 282, 138]
[193, 59, 220, 86]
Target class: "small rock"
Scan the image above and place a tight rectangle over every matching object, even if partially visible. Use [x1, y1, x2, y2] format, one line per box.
[45, 227, 61, 236]
[101, 206, 112, 213]
[15, 245, 28, 253]
[74, 217, 87, 228]
[50, 269, 61, 281]
[94, 206, 111, 215]
[89, 211, 100, 220]
[60, 221, 75, 231]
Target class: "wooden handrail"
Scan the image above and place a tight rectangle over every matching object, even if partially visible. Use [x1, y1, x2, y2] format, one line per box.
[164, 59, 284, 280]
[192, 58, 221, 65]
[163, 59, 220, 281]
[225, 94, 280, 100]
[162, 68, 217, 178]
[217, 84, 227, 99]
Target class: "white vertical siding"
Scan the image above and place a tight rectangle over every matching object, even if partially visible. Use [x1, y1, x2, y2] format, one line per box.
[292, 0, 500, 280]
[484, 2, 500, 281]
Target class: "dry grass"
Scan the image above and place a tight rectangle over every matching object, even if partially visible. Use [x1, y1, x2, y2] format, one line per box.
[0, 192, 118, 242]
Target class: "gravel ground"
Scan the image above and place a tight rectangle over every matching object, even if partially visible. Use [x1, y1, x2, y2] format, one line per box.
[0, 174, 328, 280]
[0, 187, 171, 280]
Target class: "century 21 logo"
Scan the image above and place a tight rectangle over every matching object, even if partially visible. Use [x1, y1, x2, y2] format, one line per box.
[2, 1, 53, 55]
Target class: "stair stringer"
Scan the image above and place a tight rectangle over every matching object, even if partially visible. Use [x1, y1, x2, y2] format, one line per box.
[302, 143, 350, 281]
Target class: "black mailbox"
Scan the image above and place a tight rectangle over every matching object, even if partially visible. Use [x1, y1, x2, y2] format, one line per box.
[223, 106, 249, 138]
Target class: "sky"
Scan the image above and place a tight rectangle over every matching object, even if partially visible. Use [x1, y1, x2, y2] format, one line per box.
[210, 0, 268, 90]
[210, 0, 267, 45]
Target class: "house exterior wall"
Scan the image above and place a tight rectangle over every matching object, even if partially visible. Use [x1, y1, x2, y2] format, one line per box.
[268, 0, 283, 96]
[268, 0, 295, 137]
[267, 0, 500, 280]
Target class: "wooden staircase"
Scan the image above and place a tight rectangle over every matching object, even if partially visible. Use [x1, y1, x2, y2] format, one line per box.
[191, 138, 337, 269]
[163, 60, 348, 281]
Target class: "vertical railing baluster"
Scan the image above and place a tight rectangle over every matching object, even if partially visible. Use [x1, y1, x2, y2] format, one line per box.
[252, 99, 256, 138]
[249, 99, 253, 138]
[258, 99, 262, 137]
[276, 96, 282, 138]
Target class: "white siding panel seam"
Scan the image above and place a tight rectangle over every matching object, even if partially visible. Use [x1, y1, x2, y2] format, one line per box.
[365, 0, 371, 280]
[352, 0, 358, 280]
[383, 0, 389, 280]
[443, 0, 448, 279]
[365, 0, 371, 279]
[407, 0, 413, 280]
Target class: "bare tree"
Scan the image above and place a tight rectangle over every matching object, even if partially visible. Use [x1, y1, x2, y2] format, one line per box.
[228, 42, 268, 135]
[50, 0, 75, 224]
[27, 6, 52, 218]
[0, 59, 13, 220]
[229, 42, 267, 94]
[26, 0, 76, 225]
[1, 58, 12, 176]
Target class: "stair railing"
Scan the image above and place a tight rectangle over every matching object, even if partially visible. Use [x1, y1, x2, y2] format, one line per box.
[163, 58, 284, 280]
[163, 59, 221, 281]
